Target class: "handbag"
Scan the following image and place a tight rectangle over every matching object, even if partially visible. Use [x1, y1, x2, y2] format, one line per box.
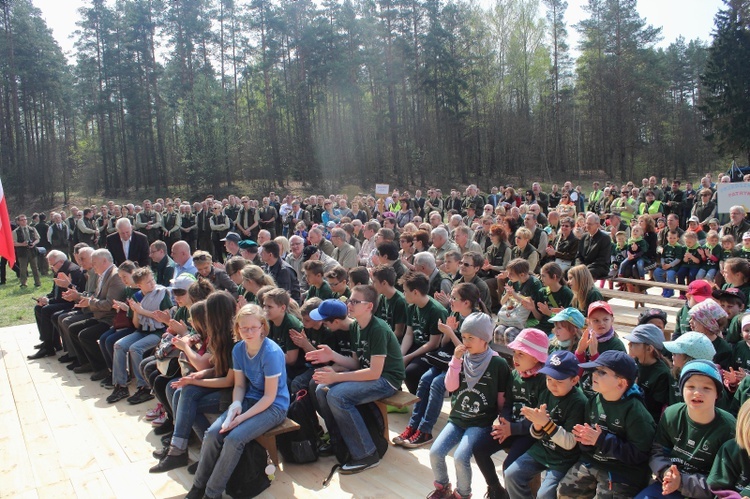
[154, 333, 177, 360]
[112, 309, 134, 330]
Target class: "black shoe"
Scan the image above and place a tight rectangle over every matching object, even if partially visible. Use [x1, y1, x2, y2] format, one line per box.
[27, 349, 55, 360]
[160, 433, 172, 446]
[34, 342, 44, 349]
[185, 486, 205, 499]
[148, 452, 187, 473]
[127, 386, 154, 405]
[318, 442, 334, 457]
[100, 375, 114, 389]
[187, 461, 198, 475]
[340, 452, 379, 474]
[73, 363, 93, 374]
[154, 420, 174, 436]
[58, 354, 75, 363]
[90, 369, 109, 382]
[66, 360, 81, 371]
[152, 445, 170, 460]
[485, 484, 510, 499]
[106, 386, 130, 404]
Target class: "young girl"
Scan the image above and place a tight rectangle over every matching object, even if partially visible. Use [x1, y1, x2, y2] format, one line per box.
[654, 229, 685, 297]
[185, 304, 289, 499]
[688, 298, 732, 370]
[722, 258, 750, 308]
[708, 399, 750, 496]
[678, 231, 703, 284]
[625, 324, 673, 423]
[637, 360, 736, 499]
[608, 231, 628, 279]
[619, 225, 648, 280]
[663, 331, 716, 405]
[395, 283, 485, 449]
[524, 262, 573, 334]
[494, 258, 542, 345]
[427, 312, 511, 499]
[262, 287, 305, 385]
[548, 307, 585, 353]
[473, 328, 550, 499]
[239, 264, 276, 306]
[576, 301, 626, 398]
[567, 265, 603, 316]
[697, 230, 721, 282]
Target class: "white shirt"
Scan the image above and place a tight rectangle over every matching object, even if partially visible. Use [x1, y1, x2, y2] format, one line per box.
[121, 238, 131, 259]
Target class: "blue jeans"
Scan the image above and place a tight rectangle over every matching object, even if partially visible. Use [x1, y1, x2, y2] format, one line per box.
[99, 327, 134, 369]
[634, 482, 684, 499]
[504, 451, 567, 499]
[113, 331, 161, 387]
[193, 398, 286, 498]
[170, 385, 223, 451]
[429, 422, 491, 497]
[696, 268, 717, 282]
[408, 367, 446, 434]
[676, 266, 699, 284]
[315, 377, 397, 460]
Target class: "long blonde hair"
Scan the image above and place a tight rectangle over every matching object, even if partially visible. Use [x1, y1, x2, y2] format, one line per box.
[737, 399, 750, 451]
[233, 304, 269, 342]
[568, 264, 594, 313]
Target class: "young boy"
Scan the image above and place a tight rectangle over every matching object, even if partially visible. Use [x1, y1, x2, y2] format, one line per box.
[288, 297, 334, 394]
[715, 288, 748, 344]
[400, 271, 449, 394]
[678, 231, 703, 284]
[734, 232, 750, 262]
[575, 301, 626, 398]
[730, 313, 750, 373]
[697, 230, 721, 282]
[303, 260, 334, 300]
[719, 234, 736, 272]
[608, 231, 628, 279]
[504, 350, 587, 499]
[371, 264, 408, 340]
[557, 351, 656, 498]
[325, 265, 351, 299]
[653, 229, 685, 297]
[308, 285, 405, 474]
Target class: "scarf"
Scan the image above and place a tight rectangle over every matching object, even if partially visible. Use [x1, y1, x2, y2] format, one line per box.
[518, 363, 543, 379]
[596, 327, 615, 344]
[463, 348, 498, 390]
[138, 285, 168, 331]
[627, 236, 643, 246]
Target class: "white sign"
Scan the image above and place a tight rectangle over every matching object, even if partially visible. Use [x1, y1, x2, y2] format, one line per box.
[375, 184, 390, 196]
[717, 182, 750, 214]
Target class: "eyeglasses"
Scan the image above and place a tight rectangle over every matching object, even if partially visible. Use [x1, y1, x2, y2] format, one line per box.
[347, 299, 370, 306]
[460, 262, 474, 267]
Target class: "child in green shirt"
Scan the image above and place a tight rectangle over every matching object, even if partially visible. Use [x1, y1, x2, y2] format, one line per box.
[495, 258, 543, 345]
[625, 324, 673, 423]
[663, 331, 717, 405]
[708, 399, 750, 496]
[575, 301, 626, 398]
[548, 307, 585, 353]
[303, 260, 334, 301]
[678, 231, 703, 283]
[325, 266, 352, 300]
[608, 231, 628, 279]
[371, 264, 408, 340]
[733, 232, 750, 262]
[654, 229, 685, 297]
[696, 230, 721, 282]
[688, 298, 732, 370]
[618, 225, 648, 279]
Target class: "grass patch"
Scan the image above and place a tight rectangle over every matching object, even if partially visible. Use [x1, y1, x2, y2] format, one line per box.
[0, 271, 55, 328]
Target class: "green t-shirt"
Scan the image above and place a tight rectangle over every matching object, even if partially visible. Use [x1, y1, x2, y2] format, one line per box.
[332, 286, 351, 300]
[580, 287, 604, 316]
[582, 391, 656, 487]
[638, 359, 673, 423]
[381, 291, 408, 333]
[449, 355, 511, 429]
[331, 321, 357, 358]
[268, 313, 303, 354]
[527, 386, 587, 471]
[511, 275, 543, 298]
[304, 324, 334, 367]
[708, 439, 750, 496]
[713, 336, 733, 370]
[533, 285, 574, 332]
[673, 304, 691, 341]
[731, 375, 750, 415]
[731, 341, 750, 371]
[407, 297, 449, 348]
[655, 403, 736, 476]
[725, 313, 744, 344]
[307, 281, 334, 300]
[509, 371, 548, 425]
[352, 316, 405, 390]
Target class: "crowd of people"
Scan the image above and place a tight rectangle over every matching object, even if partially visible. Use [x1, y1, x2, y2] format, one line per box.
[16, 172, 750, 499]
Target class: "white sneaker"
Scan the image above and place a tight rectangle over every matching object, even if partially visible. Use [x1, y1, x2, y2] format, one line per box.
[145, 403, 163, 421]
[151, 412, 168, 426]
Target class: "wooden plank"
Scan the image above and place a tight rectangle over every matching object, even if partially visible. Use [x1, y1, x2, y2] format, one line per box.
[611, 277, 688, 292]
[599, 287, 683, 308]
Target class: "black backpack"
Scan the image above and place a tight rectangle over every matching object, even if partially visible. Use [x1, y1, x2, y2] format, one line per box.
[277, 389, 320, 464]
[322, 402, 388, 487]
[225, 440, 271, 499]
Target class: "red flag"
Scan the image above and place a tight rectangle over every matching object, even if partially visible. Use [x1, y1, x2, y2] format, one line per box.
[0, 178, 16, 269]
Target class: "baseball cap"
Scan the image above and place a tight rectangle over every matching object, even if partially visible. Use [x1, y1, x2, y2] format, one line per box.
[679, 359, 723, 395]
[302, 245, 320, 262]
[588, 300, 613, 317]
[539, 351, 580, 380]
[624, 324, 664, 350]
[238, 240, 259, 252]
[637, 308, 668, 326]
[221, 231, 241, 243]
[708, 218, 720, 225]
[170, 272, 197, 291]
[549, 308, 586, 329]
[579, 350, 638, 384]
[663, 331, 716, 360]
[687, 280, 713, 304]
[309, 299, 348, 321]
[744, 232, 750, 240]
[712, 287, 747, 305]
[507, 328, 549, 364]
[742, 314, 750, 330]
[688, 216, 700, 223]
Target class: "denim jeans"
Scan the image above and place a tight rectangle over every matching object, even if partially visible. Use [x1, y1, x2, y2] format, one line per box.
[113, 331, 161, 387]
[408, 367, 446, 434]
[653, 267, 677, 284]
[504, 451, 567, 499]
[676, 266, 699, 284]
[429, 422, 491, 497]
[99, 327, 133, 369]
[315, 377, 397, 460]
[170, 385, 224, 451]
[193, 399, 286, 498]
[696, 268, 717, 282]
[634, 482, 684, 499]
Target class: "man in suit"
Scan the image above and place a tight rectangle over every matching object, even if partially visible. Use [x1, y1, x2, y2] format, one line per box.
[28, 250, 86, 359]
[574, 213, 611, 279]
[106, 218, 150, 267]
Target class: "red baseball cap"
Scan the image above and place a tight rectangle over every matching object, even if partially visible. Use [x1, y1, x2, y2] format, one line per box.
[588, 300, 613, 316]
[687, 280, 712, 303]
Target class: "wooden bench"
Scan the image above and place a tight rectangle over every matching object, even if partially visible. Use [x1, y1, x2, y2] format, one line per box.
[611, 277, 688, 292]
[613, 313, 675, 340]
[599, 287, 684, 309]
[203, 414, 300, 466]
[374, 391, 420, 442]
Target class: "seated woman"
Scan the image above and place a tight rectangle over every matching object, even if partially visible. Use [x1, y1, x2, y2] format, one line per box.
[185, 303, 289, 499]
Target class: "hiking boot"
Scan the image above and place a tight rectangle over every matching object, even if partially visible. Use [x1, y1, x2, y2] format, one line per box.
[127, 386, 154, 405]
[106, 385, 130, 404]
[145, 403, 164, 420]
[73, 363, 93, 374]
[149, 451, 187, 473]
[90, 369, 109, 382]
[403, 430, 433, 448]
[340, 452, 379, 474]
[100, 374, 114, 390]
[427, 481, 453, 499]
[392, 426, 415, 446]
[185, 486, 205, 499]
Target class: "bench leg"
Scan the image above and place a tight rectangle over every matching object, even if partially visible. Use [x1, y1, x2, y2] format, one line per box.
[256, 434, 278, 467]
[374, 401, 389, 442]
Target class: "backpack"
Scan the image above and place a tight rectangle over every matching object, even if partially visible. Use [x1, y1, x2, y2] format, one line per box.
[225, 440, 271, 499]
[322, 402, 388, 487]
[277, 389, 320, 464]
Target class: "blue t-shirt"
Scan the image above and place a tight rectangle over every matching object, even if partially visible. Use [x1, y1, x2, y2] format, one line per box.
[232, 338, 290, 413]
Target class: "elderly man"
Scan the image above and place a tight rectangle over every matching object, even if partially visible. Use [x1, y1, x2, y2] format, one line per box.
[331, 227, 358, 269]
[149, 240, 176, 286]
[413, 252, 453, 300]
[171, 240, 197, 277]
[134, 199, 163, 244]
[285, 235, 307, 289]
[106, 218, 150, 267]
[48, 211, 71, 257]
[261, 240, 301, 303]
[524, 212, 548, 267]
[721, 205, 750, 244]
[28, 250, 86, 359]
[574, 213, 611, 279]
[308, 226, 335, 256]
[428, 227, 458, 267]
[13, 213, 41, 288]
[454, 225, 482, 256]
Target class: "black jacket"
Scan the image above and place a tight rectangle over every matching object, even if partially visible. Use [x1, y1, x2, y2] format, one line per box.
[106, 231, 150, 267]
[574, 230, 611, 279]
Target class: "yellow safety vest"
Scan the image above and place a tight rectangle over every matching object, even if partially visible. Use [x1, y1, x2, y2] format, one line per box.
[639, 200, 662, 216]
